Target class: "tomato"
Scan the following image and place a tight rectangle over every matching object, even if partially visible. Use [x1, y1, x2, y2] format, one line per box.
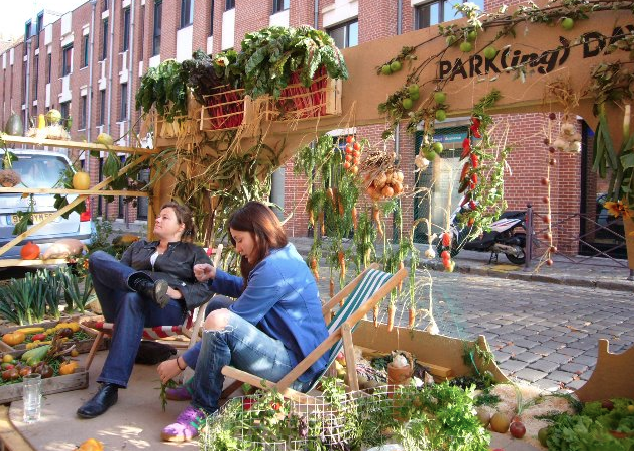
[345, 135, 354, 144]
[353, 142, 360, 151]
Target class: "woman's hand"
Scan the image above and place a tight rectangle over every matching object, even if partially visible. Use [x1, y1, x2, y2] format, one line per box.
[157, 357, 185, 384]
[194, 263, 216, 282]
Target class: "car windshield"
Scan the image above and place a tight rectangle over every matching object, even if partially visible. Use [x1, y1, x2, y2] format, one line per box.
[11, 155, 67, 188]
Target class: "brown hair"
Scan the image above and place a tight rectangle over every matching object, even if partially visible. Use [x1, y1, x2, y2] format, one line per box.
[228, 202, 288, 280]
[160, 202, 196, 243]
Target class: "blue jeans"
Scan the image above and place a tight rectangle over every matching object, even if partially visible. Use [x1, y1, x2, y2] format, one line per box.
[89, 251, 186, 387]
[190, 310, 311, 414]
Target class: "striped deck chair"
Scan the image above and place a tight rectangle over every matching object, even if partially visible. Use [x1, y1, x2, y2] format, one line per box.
[220, 263, 408, 402]
[83, 244, 223, 371]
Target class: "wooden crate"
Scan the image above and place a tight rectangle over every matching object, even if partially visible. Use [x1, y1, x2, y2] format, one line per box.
[200, 87, 246, 132]
[0, 322, 105, 355]
[0, 366, 88, 404]
[264, 67, 342, 122]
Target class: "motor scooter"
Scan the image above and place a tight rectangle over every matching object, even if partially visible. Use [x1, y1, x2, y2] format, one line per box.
[438, 207, 527, 264]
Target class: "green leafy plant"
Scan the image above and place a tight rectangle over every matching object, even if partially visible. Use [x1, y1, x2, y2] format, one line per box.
[136, 59, 189, 122]
[58, 267, 97, 313]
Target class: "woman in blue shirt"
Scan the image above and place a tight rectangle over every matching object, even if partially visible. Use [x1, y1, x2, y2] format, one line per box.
[157, 202, 329, 442]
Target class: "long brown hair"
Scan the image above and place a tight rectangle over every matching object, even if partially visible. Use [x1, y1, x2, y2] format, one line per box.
[228, 202, 288, 280]
[161, 202, 196, 243]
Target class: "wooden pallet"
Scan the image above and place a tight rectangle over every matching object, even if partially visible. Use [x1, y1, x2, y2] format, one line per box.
[200, 87, 246, 132]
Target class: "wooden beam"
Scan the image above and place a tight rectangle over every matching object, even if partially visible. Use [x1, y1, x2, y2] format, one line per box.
[0, 405, 35, 451]
[0, 258, 68, 268]
[1, 135, 155, 154]
[0, 187, 148, 196]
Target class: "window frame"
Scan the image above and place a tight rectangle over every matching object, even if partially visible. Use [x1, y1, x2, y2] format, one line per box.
[61, 44, 73, 77]
[82, 34, 90, 68]
[152, 0, 162, 56]
[99, 90, 106, 126]
[181, 0, 194, 28]
[120, 83, 128, 121]
[225, 0, 235, 11]
[102, 18, 109, 60]
[33, 54, 39, 100]
[122, 8, 131, 51]
[272, 0, 289, 14]
[46, 53, 51, 83]
[414, 0, 484, 30]
[79, 95, 87, 130]
[327, 19, 359, 49]
[60, 102, 70, 121]
[209, 0, 214, 36]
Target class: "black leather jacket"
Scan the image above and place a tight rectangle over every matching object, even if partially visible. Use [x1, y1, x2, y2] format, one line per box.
[120, 240, 213, 310]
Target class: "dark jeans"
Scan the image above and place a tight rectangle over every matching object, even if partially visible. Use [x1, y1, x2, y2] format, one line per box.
[89, 251, 186, 387]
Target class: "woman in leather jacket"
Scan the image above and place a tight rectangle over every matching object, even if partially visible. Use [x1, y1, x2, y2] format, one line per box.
[76, 202, 213, 419]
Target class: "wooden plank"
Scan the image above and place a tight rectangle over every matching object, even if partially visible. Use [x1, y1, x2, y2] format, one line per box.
[0, 187, 148, 196]
[0, 259, 68, 268]
[0, 405, 35, 451]
[1, 135, 155, 154]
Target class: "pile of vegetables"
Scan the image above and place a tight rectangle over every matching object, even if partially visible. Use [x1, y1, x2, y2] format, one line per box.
[0, 332, 81, 385]
[1, 322, 88, 351]
[359, 145, 405, 202]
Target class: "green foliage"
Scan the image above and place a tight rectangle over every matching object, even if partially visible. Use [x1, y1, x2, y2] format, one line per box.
[53, 166, 87, 220]
[546, 411, 634, 450]
[0, 270, 61, 325]
[57, 266, 97, 313]
[135, 59, 189, 122]
[238, 25, 348, 99]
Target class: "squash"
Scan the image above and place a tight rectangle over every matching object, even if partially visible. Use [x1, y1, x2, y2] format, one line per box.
[59, 360, 79, 375]
[37, 114, 46, 130]
[78, 438, 104, 451]
[4, 112, 23, 136]
[20, 242, 40, 260]
[2, 331, 26, 347]
[72, 171, 91, 190]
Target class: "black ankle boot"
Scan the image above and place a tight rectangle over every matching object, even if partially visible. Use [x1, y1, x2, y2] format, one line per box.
[128, 273, 170, 308]
[77, 383, 119, 418]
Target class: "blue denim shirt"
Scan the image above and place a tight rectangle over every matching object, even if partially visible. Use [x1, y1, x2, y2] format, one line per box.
[183, 243, 329, 383]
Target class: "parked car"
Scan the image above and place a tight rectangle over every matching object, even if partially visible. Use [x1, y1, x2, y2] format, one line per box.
[0, 149, 93, 261]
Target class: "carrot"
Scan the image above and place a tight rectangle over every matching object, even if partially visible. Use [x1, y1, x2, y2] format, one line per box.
[337, 193, 344, 216]
[408, 307, 416, 328]
[326, 188, 335, 207]
[310, 258, 320, 281]
[372, 207, 383, 238]
[351, 207, 358, 230]
[338, 250, 346, 279]
[397, 261, 405, 292]
[373, 304, 380, 328]
[308, 208, 315, 227]
[329, 277, 335, 298]
[319, 211, 325, 235]
[387, 304, 396, 332]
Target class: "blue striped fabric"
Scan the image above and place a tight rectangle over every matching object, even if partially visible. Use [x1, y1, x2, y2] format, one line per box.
[309, 268, 392, 390]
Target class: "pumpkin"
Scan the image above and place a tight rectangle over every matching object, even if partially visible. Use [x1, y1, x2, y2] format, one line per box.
[72, 171, 91, 190]
[20, 242, 40, 260]
[4, 112, 23, 136]
[78, 438, 104, 451]
[59, 360, 79, 375]
[2, 331, 26, 346]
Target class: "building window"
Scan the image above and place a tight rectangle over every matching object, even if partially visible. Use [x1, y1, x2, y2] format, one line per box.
[33, 54, 39, 100]
[46, 53, 51, 83]
[21, 61, 27, 103]
[99, 90, 106, 125]
[122, 8, 130, 51]
[82, 35, 90, 67]
[60, 102, 70, 121]
[209, 0, 214, 35]
[139, 5, 145, 59]
[181, 0, 194, 28]
[62, 44, 73, 76]
[272, 0, 289, 14]
[103, 0, 109, 12]
[79, 95, 87, 129]
[36, 13, 43, 34]
[152, 1, 162, 56]
[225, 0, 234, 11]
[102, 18, 109, 60]
[328, 20, 358, 48]
[414, 0, 484, 29]
[25, 21, 32, 41]
[120, 83, 128, 120]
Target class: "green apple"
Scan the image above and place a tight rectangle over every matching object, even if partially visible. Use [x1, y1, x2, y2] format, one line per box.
[390, 60, 402, 72]
[423, 148, 437, 161]
[402, 98, 414, 110]
[381, 64, 392, 75]
[561, 17, 574, 30]
[466, 30, 478, 42]
[408, 84, 420, 95]
[435, 110, 447, 122]
[432, 142, 444, 153]
[459, 41, 473, 53]
[483, 46, 497, 60]
[410, 91, 420, 101]
[434, 91, 446, 104]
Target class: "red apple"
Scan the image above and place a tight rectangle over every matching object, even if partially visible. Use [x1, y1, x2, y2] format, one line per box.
[510, 420, 526, 438]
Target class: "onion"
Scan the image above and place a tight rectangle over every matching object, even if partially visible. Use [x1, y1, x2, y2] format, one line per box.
[374, 172, 387, 189]
[381, 184, 395, 197]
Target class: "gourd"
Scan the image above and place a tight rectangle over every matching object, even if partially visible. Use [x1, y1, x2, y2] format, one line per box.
[4, 112, 23, 136]
[72, 171, 91, 190]
[20, 241, 40, 260]
[2, 331, 26, 346]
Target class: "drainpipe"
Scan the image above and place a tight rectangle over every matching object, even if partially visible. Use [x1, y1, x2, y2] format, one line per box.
[106, 2, 115, 136]
[24, 39, 30, 137]
[397, 0, 403, 35]
[314, 0, 319, 29]
[126, 0, 135, 144]
[86, 0, 97, 171]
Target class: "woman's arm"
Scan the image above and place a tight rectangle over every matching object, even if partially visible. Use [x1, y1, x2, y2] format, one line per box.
[228, 261, 282, 325]
[208, 268, 245, 298]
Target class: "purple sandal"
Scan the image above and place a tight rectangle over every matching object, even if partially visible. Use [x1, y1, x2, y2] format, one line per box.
[161, 405, 207, 442]
[165, 385, 192, 401]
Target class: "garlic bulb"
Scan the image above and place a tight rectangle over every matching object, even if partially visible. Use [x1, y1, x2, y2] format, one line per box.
[424, 246, 436, 259]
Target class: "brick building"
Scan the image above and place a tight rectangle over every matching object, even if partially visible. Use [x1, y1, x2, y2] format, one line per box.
[0, 0, 610, 256]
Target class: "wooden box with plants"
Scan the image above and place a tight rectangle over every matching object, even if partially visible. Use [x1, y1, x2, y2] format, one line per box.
[0, 333, 87, 404]
[0, 321, 100, 356]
